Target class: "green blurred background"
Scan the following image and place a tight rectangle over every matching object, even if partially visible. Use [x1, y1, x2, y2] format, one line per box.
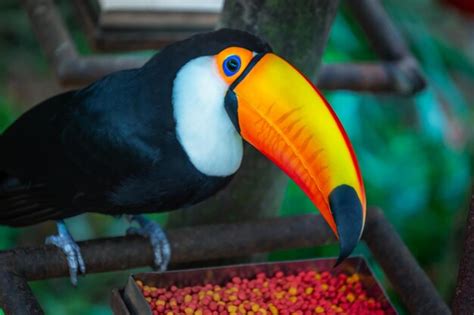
[0, 0, 473, 314]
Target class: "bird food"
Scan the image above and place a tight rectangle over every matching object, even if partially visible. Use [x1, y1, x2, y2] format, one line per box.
[136, 270, 395, 314]
[115, 258, 396, 315]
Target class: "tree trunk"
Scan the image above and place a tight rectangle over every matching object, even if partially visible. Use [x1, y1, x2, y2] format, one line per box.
[167, 0, 340, 228]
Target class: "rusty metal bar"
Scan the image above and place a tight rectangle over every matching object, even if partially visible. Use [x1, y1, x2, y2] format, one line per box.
[363, 208, 451, 314]
[347, 0, 408, 60]
[21, 0, 425, 94]
[0, 271, 44, 315]
[453, 192, 474, 314]
[20, 0, 147, 86]
[341, 0, 426, 95]
[317, 59, 424, 95]
[0, 215, 335, 282]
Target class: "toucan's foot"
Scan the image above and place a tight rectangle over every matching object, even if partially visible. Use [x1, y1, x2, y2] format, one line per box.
[126, 215, 170, 271]
[45, 220, 86, 286]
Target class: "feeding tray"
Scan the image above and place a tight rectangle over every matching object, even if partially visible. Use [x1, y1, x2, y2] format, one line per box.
[110, 257, 396, 314]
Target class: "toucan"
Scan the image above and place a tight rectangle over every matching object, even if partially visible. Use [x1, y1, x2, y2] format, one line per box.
[0, 29, 366, 285]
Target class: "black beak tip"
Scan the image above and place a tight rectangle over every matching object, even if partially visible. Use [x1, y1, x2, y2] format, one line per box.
[333, 239, 358, 267]
[329, 184, 364, 268]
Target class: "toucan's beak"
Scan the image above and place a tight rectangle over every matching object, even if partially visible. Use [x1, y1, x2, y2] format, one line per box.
[225, 53, 366, 263]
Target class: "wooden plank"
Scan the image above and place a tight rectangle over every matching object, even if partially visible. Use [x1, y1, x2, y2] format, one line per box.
[99, 11, 219, 29]
[98, 0, 223, 13]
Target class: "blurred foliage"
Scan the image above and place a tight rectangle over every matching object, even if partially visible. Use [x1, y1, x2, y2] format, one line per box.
[0, 0, 473, 314]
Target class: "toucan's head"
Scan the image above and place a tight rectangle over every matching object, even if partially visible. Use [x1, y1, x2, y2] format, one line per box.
[153, 29, 366, 263]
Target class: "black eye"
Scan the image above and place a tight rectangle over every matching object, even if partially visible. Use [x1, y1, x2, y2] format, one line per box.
[223, 55, 241, 76]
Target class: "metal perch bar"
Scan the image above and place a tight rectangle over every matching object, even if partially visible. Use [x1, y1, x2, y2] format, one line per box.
[363, 208, 451, 315]
[453, 192, 474, 314]
[0, 210, 449, 314]
[316, 0, 426, 94]
[21, 0, 425, 94]
[339, 0, 426, 94]
[1, 215, 335, 282]
[20, 0, 146, 86]
[0, 271, 43, 315]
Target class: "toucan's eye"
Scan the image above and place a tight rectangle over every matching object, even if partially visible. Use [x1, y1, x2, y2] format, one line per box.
[223, 55, 241, 76]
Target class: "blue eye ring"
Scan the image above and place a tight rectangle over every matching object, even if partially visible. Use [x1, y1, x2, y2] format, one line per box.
[223, 55, 241, 76]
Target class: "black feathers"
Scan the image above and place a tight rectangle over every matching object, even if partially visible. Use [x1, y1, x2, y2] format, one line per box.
[0, 29, 264, 226]
[144, 28, 272, 73]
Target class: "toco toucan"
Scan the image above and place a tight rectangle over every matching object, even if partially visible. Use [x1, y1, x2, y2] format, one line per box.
[0, 29, 366, 285]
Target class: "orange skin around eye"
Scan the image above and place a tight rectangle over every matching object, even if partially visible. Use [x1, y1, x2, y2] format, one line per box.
[214, 47, 254, 85]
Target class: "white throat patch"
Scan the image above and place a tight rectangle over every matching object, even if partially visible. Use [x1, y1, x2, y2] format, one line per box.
[172, 56, 243, 177]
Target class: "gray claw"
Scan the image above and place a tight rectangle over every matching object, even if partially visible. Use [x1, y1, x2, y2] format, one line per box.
[127, 215, 171, 271]
[45, 220, 86, 286]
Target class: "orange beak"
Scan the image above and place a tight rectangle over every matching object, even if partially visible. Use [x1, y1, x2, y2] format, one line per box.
[225, 53, 366, 263]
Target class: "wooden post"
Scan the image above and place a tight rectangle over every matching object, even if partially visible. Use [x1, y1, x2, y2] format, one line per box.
[167, 0, 340, 228]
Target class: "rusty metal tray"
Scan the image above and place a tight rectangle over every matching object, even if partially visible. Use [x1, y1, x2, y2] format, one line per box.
[111, 256, 397, 314]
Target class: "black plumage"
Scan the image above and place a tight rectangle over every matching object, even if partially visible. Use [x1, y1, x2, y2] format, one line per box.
[0, 29, 271, 227]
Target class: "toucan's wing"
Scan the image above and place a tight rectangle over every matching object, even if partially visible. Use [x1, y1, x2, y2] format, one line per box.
[0, 90, 79, 225]
[0, 69, 167, 225]
[0, 172, 61, 226]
